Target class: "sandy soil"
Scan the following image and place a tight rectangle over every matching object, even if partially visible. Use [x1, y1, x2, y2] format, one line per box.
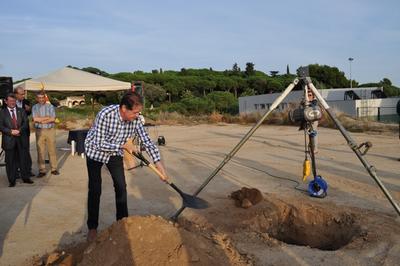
[0, 124, 399, 265]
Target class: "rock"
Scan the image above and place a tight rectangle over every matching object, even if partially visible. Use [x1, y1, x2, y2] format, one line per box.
[59, 254, 73, 266]
[46, 252, 60, 265]
[241, 199, 253, 209]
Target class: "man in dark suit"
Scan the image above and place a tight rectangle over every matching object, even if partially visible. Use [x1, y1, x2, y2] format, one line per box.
[14, 86, 34, 176]
[0, 93, 34, 187]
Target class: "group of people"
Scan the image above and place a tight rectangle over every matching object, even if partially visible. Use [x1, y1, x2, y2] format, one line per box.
[0, 87, 59, 187]
[1, 88, 167, 242]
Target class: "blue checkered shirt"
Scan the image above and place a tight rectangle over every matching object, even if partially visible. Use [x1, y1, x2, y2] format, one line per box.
[32, 103, 56, 128]
[85, 105, 161, 164]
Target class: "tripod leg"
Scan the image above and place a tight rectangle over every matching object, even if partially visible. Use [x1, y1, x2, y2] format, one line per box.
[171, 78, 300, 220]
[308, 81, 400, 216]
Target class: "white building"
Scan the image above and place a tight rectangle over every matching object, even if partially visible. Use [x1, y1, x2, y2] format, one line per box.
[59, 95, 86, 108]
[239, 87, 400, 122]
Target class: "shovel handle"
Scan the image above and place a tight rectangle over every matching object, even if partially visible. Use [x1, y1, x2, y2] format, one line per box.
[147, 163, 170, 184]
[128, 150, 170, 184]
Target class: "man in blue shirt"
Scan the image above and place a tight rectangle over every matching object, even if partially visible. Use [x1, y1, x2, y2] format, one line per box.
[32, 91, 59, 176]
[84, 91, 168, 241]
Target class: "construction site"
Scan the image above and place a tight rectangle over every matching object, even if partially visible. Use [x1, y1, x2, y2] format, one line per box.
[0, 119, 399, 265]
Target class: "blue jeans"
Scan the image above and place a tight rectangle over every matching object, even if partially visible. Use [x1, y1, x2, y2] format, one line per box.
[86, 156, 128, 230]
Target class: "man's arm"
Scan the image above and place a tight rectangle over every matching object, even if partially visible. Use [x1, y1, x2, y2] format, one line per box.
[135, 123, 169, 181]
[32, 104, 56, 123]
[0, 110, 12, 135]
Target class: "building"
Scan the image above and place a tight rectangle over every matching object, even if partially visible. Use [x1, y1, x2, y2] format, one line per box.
[59, 95, 86, 108]
[239, 87, 400, 122]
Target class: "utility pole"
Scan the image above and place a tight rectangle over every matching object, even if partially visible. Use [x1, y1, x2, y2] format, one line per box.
[348, 57, 354, 89]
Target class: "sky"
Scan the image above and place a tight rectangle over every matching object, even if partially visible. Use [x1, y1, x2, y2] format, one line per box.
[1, 0, 399, 86]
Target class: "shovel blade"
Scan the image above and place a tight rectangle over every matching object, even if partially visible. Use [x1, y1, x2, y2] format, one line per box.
[169, 183, 210, 209]
[181, 193, 210, 209]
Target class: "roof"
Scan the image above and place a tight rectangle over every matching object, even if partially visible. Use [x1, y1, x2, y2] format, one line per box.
[14, 67, 130, 92]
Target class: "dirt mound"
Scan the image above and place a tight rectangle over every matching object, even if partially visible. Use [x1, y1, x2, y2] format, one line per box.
[36, 216, 249, 266]
[230, 187, 263, 209]
[33, 193, 400, 266]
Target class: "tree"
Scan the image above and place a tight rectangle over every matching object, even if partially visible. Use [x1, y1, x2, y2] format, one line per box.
[381, 78, 392, 86]
[163, 79, 185, 100]
[306, 64, 351, 88]
[245, 62, 255, 76]
[240, 88, 256, 97]
[207, 91, 238, 114]
[143, 83, 167, 106]
[81, 67, 109, 77]
[270, 71, 279, 77]
[232, 63, 241, 75]
[248, 77, 268, 94]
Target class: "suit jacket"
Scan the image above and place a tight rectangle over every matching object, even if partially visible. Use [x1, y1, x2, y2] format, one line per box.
[0, 107, 29, 150]
[20, 99, 32, 135]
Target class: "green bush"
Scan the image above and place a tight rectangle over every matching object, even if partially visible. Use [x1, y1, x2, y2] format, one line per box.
[180, 96, 215, 115]
[206, 91, 238, 114]
[160, 102, 188, 114]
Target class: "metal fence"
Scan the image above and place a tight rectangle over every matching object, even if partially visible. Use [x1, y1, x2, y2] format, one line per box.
[356, 106, 399, 123]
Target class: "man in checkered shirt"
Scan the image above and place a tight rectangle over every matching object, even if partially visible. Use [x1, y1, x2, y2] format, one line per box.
[84, 91, 168, 241]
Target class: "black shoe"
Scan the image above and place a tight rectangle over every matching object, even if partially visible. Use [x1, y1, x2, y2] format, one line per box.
[23, 179, 34, 184]
[51, 170, 60, 175]
[9, 182, 16, 187]
[37, 172, 46, 178]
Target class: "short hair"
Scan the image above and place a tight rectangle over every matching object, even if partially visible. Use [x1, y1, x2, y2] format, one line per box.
[36, 91, 46, 97]
[14, 86, 24, 94]
[6, 93, 16, 100]
[120, 91, 143, 110]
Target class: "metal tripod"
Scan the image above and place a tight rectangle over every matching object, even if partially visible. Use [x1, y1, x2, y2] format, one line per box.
[171, 68, 400, 220]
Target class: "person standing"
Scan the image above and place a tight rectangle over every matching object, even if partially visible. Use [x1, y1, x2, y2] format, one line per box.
[14, 86, 34, 177]
[32, 91, 59, 177]
[0, 93, 34, 187]
[307, 89, 319, 153]
[84, 91, 169, 241]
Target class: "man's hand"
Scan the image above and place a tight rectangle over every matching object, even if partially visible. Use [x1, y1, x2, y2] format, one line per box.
[11, 129, 20, 136]
[155, 161, 169, 182]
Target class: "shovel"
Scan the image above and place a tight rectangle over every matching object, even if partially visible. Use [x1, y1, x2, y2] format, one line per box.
[127, 151, 209, 210]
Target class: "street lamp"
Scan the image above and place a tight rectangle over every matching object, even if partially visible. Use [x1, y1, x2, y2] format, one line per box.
[348, 57, 354, 89]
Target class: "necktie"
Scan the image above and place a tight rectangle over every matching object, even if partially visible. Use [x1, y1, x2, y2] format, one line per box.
[11, 109, 17, 129]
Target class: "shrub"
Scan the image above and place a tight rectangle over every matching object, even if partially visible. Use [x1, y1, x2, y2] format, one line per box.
[206, 91, 238, 114]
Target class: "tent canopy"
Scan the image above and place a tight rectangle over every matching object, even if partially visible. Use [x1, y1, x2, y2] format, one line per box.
[15, 67, 130, 92]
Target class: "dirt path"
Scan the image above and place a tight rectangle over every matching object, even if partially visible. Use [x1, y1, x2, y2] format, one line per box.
[0, 124, 399, 265]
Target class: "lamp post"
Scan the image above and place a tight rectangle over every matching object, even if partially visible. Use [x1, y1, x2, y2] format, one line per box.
[348, 57, 354, 89]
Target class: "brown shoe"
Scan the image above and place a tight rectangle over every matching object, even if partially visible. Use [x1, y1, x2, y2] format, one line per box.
[87, 229, 97, 242]
[37, 172, 46, 178]
[51, 170, 60, 175]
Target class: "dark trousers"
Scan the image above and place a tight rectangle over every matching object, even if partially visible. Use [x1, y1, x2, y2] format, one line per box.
[86, 156, 128, 230]
[16, 134, 32, 176]
[5, 140, 29, 184]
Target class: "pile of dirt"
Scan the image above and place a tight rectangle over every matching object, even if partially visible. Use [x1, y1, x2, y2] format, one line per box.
[35, 216, 249, 266]
[230, 187, 264, 208]
[33, 192, 400, 266]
